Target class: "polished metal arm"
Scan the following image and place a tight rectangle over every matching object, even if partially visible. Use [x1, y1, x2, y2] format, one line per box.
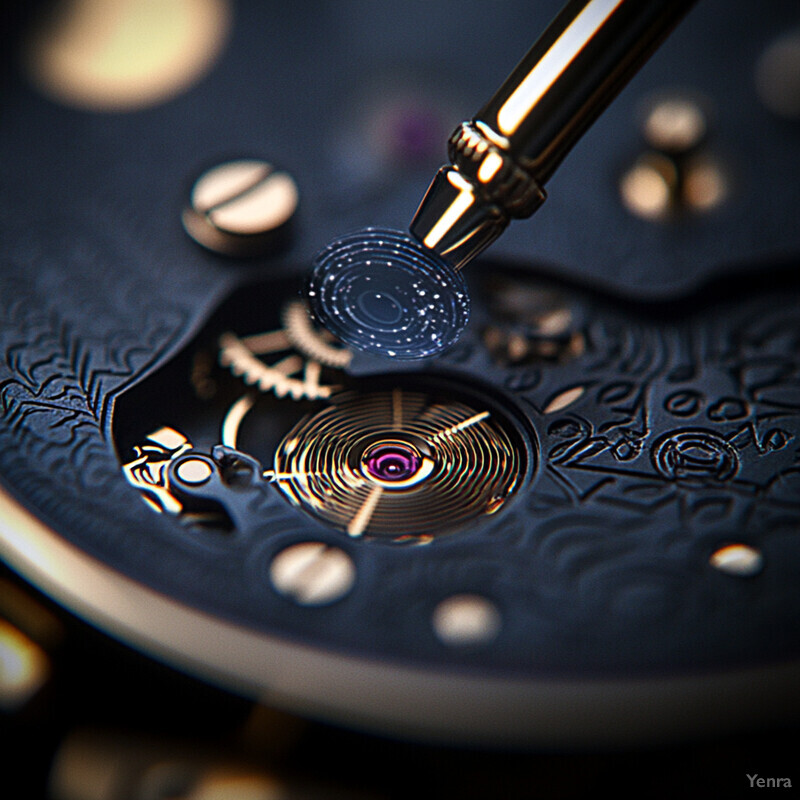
[409, 0, 697, 269]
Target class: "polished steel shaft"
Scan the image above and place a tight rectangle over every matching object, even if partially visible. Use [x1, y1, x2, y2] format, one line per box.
[410, 0, 697, 268]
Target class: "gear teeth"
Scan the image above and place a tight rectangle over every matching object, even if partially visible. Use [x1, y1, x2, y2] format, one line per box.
[282, 300, 353, 369]
[218, 331, 339, 401]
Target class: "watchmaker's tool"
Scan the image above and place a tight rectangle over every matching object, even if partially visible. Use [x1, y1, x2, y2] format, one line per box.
[307, 0, 696, 359]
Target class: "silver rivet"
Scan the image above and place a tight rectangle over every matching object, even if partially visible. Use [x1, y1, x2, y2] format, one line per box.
[269, 542, 355, 606]
[755, 29, 800, 119]
[642, 96, 707, 153]
[709, 544, 763, 577]
[175, 457, 213, 485]
[432, 594, 501, 645]
[183, 159, 298, 256]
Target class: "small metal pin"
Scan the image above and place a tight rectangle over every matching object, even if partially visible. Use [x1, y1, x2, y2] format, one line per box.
[183, 158, 298, 257]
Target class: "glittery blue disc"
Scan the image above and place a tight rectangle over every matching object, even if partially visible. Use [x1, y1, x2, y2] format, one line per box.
[306, 228, 470, 360]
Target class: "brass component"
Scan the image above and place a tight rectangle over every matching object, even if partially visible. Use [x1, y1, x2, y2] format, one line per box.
[121, 427, 192, 514]
[430, 410, 491, 443]
[219, 311, 343, 401]
[24, 0, 231, 111]
[221, 393, 256, 449]
[237, 329, 291, 355]
[272, 388, 522, 539]
[183, 159, 299, 257]
[392, 388, 403, 429]
[346, 485, 384, 538]
[149, 427, 191, 451]
[282, 301, 352, 369]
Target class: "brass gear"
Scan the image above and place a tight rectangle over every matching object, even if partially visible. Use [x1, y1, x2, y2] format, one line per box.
[282, 300, 353, 369]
